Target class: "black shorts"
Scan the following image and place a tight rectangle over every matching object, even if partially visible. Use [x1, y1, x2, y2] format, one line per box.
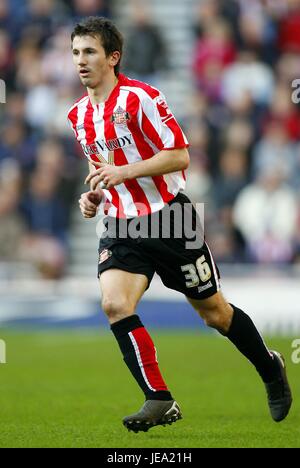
[97, 192, 220, 300]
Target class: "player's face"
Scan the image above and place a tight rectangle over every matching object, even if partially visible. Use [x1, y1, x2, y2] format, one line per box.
[72, 35, 116, 88]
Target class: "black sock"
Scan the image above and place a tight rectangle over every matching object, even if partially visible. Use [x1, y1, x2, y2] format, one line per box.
[226, 305, 280, 382]
[111, 315, 173, 400]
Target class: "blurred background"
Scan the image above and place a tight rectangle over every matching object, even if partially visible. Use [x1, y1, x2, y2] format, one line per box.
[0, 0, 299, 333]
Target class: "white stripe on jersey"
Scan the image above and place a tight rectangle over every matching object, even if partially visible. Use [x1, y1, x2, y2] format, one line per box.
[76, 97, 89, 145]
[163, 172, 186, 196]
[100, 190, 117, 218]
[92, 102, 105, 153]
[92, 104, 117, 217]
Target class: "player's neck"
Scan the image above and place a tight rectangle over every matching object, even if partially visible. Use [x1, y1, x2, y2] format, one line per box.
[87, 73, 119, 105]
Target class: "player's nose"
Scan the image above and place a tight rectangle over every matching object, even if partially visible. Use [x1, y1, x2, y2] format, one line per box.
[77, 54, 88, 66]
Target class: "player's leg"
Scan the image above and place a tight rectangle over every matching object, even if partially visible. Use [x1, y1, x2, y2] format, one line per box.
[100, 268, 147, 324]
[148, 193, 292, 422]
[187, 291, 292, 422]
[100, 268, 182, 431]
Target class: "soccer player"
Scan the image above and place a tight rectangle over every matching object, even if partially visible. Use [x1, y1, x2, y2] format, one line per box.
[68, 17, 292, 433]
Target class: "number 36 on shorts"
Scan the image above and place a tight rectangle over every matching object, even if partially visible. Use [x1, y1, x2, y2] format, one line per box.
[181, 255, 212, 288]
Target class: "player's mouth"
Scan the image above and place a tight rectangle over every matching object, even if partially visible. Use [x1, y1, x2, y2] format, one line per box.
[79, 69, 91, 77]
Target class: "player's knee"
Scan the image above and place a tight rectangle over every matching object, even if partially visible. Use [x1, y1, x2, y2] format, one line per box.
[202, 304, 233, 333]
[204, 313, 227, 332]
[101, 297, 135, 321]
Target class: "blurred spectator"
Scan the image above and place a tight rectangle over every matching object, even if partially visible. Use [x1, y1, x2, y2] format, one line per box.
[233, 165, 298, 263]
[222, 119, 254, 152]
[213, 147, 248, 210]
[21, 168, 68, 243]
[19, 165, 68, 278]
[123, 8, 167, 85]
[3, 92, 26, 122]
[206, 223, 242, 263]
[0, 119, 37, 171]
[276, 52, 300, 85]
[20, 234, 66, 279]
[25, 83, 59, 131]
[41, 26, 78, 89]
[192, 18, 236, 101]
[68, 0, 110, 21]
[261, 84, 300, 141]
[185, 158, 212, 207]
[15, 39, 43, 91]
[252, 121, 297, 183]
[238, 0, 278, 63]
[192, 0, 220, 37]
[0, 159, 25, 261]
[278, 0, 300, 53]
[221, 50, 274, 107]
[193, 0, 241, 43]
[34, 138, 79, 207]
[18, 0, 68, 47]
[0, 29, 13, 83]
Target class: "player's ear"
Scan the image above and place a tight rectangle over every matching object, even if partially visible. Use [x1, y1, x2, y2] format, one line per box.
[110, 51, 120, 67]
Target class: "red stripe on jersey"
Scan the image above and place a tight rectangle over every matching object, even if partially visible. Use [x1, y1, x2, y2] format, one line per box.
[84, 100, 96, 142]
[103, 92, 152, 216]
[124, 76, 160, 100]
[126, 92, 174, 203]
[84, 101, 101, 166]
[131, 327, 169, 392]
[164, 117, 188, 148]
[68, 105, 79, 139]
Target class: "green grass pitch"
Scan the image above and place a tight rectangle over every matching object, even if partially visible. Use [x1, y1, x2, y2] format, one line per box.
[0, 330, 299, 448]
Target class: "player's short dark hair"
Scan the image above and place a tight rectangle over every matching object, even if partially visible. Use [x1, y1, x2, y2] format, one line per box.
[71, 16, 123, 76]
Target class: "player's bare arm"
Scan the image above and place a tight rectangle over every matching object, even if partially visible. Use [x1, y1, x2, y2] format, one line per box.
[79, 162, 104, 218]
[85, 148, 190, 190]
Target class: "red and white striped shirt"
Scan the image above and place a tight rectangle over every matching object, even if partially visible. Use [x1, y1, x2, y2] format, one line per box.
[68, 74, 189, 218]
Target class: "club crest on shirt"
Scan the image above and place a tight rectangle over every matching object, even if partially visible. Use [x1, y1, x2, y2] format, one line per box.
[99, 249, 112, 264]
[111, 106, 131, 125]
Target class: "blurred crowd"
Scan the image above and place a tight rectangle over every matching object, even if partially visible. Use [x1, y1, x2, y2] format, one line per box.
[0, 0, 300, 279]
[0, 0, 110, 278]
[185, 0, 300, 265]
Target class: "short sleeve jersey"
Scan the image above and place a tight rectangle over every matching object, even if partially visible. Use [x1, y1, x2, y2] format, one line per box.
[68, 74, 189, 218]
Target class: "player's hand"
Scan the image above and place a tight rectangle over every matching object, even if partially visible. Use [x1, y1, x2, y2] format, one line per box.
[78, 190, 102, 218]
[85, 163, 128, 190]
